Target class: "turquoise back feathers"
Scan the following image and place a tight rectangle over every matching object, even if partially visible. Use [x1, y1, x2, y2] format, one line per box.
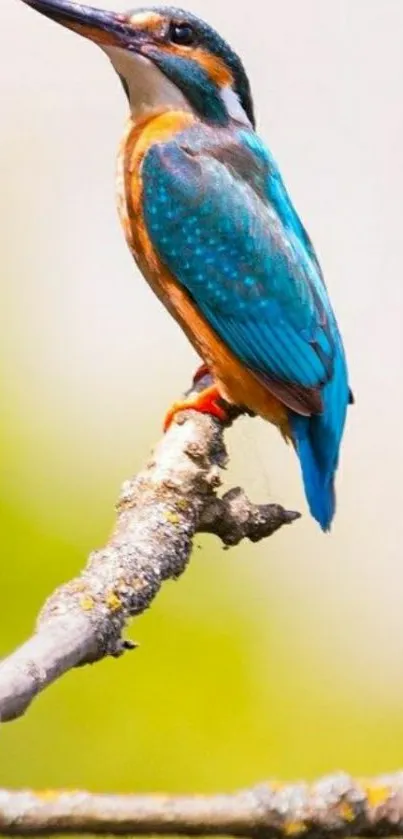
[142, 122, 351, 529]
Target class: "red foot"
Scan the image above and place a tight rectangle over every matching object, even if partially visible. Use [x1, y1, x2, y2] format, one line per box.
[163, 384, 229, 432]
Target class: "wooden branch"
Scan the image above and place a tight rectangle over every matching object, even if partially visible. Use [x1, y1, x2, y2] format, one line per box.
[0, 382, 299, 723]
[1, 774, 403, 836]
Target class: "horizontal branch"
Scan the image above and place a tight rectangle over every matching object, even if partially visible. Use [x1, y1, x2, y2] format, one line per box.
[0, 377, 299, 723]
[1, 774, 403, 836]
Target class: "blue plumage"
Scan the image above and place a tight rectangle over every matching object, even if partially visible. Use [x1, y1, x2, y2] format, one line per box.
[20, 0, 350, 530]
[290, 346, 348, 530]
[142, 123, 350, 530]
[145, 49, 230, 124]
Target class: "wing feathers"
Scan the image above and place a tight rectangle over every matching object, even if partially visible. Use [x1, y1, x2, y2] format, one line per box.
[141, 125, 343, 415]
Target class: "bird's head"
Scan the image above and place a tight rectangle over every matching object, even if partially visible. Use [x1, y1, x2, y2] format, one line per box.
[21, 0, 255, 127]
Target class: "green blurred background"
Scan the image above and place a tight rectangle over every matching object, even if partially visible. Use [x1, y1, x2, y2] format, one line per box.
[2, 0, 403, 793]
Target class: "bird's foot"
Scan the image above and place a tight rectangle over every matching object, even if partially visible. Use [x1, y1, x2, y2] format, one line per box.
[163, 383, 230, 432]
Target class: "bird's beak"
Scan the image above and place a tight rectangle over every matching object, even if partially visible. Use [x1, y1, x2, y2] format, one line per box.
[21, 0, 133, 48]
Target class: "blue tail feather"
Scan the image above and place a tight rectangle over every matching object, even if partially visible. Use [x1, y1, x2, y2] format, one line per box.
[289, 349, 349, 531]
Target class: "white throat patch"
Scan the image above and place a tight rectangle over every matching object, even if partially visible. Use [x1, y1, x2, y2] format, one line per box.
[103, 46, 192, 119]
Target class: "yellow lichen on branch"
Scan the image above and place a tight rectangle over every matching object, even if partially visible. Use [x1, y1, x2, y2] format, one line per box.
[1, 774, 403, 837]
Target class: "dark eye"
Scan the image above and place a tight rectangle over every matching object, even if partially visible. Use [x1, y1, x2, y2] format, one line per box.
[169, 22, 196, 46]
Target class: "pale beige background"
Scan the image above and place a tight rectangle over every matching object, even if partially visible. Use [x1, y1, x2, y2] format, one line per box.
[1, 0, 403, 783]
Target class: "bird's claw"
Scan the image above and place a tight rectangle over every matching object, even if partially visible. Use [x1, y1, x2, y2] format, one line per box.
[163, 384, 230, 432]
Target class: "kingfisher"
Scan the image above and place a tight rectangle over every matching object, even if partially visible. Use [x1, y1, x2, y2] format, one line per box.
[21, 0, 352, 530]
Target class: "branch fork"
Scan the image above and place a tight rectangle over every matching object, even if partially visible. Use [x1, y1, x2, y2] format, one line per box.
[0, 389, 299, 723]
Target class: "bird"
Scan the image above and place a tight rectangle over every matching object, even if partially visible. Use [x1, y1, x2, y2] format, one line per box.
[21, 0, 352, 531]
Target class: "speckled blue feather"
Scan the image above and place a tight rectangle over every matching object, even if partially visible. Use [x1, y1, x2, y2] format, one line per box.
[142, 123, 350, 529]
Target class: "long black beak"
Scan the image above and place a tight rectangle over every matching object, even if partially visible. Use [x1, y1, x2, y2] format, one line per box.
[20, 0, 133, 47]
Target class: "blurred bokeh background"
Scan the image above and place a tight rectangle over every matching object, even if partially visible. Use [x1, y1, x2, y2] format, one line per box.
[1, 0, 403, 793]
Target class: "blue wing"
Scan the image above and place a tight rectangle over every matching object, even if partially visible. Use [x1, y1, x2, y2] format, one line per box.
[142, 125, 350, 529]
[142, 125, 339, 413]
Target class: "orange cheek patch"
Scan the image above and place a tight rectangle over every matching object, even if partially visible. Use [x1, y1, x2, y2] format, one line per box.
[159, 44, 234, 88]
[191, 49, 234, 88]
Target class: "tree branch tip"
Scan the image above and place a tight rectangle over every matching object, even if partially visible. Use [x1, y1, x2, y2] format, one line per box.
[280, 508, 301, 525]
[110, 638, 139, 658]
[123, 639, 139, 651]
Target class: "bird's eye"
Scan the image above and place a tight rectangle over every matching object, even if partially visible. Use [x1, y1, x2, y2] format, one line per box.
[169, 22, 196, 46]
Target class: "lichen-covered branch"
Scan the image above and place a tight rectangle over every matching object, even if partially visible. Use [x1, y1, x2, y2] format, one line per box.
[0, 381, 298, 724]
[0, 774, 402, 837]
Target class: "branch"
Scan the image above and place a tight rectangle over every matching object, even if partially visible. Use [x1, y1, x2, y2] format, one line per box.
[0, 378, 299, 723]
[1, 774, 403, 836]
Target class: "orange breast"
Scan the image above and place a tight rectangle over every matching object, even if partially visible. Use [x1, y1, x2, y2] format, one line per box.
[116, 111, 290, 436]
